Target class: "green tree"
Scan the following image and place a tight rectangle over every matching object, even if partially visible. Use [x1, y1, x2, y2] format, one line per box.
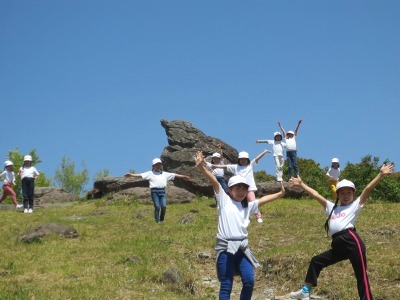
[6, 148, 50, 200]
[54, 156, 89, 197]
[254, 170, 275, 183]
[342, 155, 400, 202]
[296, 158, 331, 198]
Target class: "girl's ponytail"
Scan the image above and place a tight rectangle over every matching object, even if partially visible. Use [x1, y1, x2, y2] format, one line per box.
[324, 198, 339, 237]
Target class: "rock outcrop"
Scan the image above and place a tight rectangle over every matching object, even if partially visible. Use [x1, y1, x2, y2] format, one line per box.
[34, 187, 79, 207]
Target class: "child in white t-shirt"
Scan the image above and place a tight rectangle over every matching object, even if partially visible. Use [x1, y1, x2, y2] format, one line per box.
[326, 157, 341, 200]
[204, 144, 228, 193]
[124, 158, 190, 223]
[195, 151, 285, 300]
[278, 120, 302, 178]
[288, 163, 394, 300]
[0, 160, 23, 210]
[18, 155, 40, 213]
[256, 132, 286, 182]
[211, 149, 270, 223]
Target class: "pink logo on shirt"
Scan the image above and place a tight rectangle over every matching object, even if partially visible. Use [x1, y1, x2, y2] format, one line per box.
[331, 212, 346, 220]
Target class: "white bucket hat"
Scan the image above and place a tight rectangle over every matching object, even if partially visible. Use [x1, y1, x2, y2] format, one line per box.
[332, 158, 340, 163]
[4, 160, 13, 167]
[228, 175, 249, 188]
[24, 155, 33, 162]
[336, 179, 355, 194]
[274, 132, 282, 137]
[152, 158, 162, 165]
[238, 151, 249, 159]
[212, 153, 221, 158]
[287, 130, 295, 135]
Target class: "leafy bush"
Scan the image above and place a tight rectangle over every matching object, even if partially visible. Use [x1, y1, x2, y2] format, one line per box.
[341, 155, 400, 202]
[54, 156, 89, 196]
[255, 155, 399, 202]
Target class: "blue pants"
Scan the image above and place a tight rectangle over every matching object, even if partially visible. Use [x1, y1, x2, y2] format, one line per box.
[216, 176, 228, 193]
[150, 188, 166, 223]
[286, 150, 299, 178]
[22, 177, 35, 209]
[217, 250, 254, 300]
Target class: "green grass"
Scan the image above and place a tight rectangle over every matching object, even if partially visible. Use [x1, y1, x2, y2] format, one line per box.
[0, 197, 399, 299]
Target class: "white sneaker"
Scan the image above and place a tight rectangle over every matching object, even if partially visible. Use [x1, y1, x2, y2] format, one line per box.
[24, 209, 29, 214]
[28, 208, 33, 213]
[257, 218, 263, 223]
[15, 204, 23, 210]
[290, 289, 310, 299]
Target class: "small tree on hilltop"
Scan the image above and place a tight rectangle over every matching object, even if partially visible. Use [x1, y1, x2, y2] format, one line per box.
[54, 156, 89, 197]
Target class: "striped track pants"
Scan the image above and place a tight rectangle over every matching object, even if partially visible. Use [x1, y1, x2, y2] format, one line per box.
[304, 228, 372, 300]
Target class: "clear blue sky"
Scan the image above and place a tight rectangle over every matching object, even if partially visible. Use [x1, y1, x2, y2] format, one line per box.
[1, 1, 399, 191]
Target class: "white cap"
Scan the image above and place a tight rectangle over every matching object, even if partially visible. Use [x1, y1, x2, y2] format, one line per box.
[238, 151, 249, 159]
[332, 158, 339, 163]
[228, 175, 249, 188]
[4, 160, 13, 167]
[274, 132, 282, 137]
[212, 153, 221, 158]
[287, 130, 295, 135]
[24, 155, 33, 162]
[336, 179, 355, 194]
[152, 158, 162, 165]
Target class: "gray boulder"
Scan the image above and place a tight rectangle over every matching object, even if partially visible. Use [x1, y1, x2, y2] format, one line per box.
[34, 187, 79, 207]
[20, 223, 79, 243]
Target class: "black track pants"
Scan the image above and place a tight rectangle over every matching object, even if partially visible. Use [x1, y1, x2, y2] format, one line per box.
[305, 228, 373, 300]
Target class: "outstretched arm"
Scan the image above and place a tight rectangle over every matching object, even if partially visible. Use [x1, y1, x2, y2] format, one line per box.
[124, 173, 142, 178]
[256, 140, 272, 144]
[211, 164, 228, 169]
[290, 177, 328, 208]
[294, 119, 303, 136]
[254, 149, 271, 164]
[175, 174, 191, 181]
[195, 151, 220, 194]
[359, 164, 394, 205]
[277, 121, 286, 136]
[258, 182, 285, 206]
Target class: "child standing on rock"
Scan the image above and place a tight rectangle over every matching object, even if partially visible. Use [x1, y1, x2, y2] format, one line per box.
[0, 160, 23, 210]
[278, 120, 302, 178]
[256, 131, 286, 182]
[124, 158, 190, 223]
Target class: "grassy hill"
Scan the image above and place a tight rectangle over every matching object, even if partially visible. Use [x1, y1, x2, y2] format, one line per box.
[0, 196, 399, 299]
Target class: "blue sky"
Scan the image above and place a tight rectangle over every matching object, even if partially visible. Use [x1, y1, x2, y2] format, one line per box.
[1, 1, 399, 191]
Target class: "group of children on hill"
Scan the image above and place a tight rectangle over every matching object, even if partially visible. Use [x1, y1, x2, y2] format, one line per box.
[0, 155, 40, 213]
[123, 119, 395, 300]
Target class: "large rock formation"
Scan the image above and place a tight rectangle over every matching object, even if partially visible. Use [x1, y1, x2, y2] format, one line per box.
[89, 119, 305, 199]
[159, 119, 238, 196]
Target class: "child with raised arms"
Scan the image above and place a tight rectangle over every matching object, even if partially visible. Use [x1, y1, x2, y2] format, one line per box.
[195, 150, 285, 300]
[289, 163, 394, 300]
[211, 149, 270, 223]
